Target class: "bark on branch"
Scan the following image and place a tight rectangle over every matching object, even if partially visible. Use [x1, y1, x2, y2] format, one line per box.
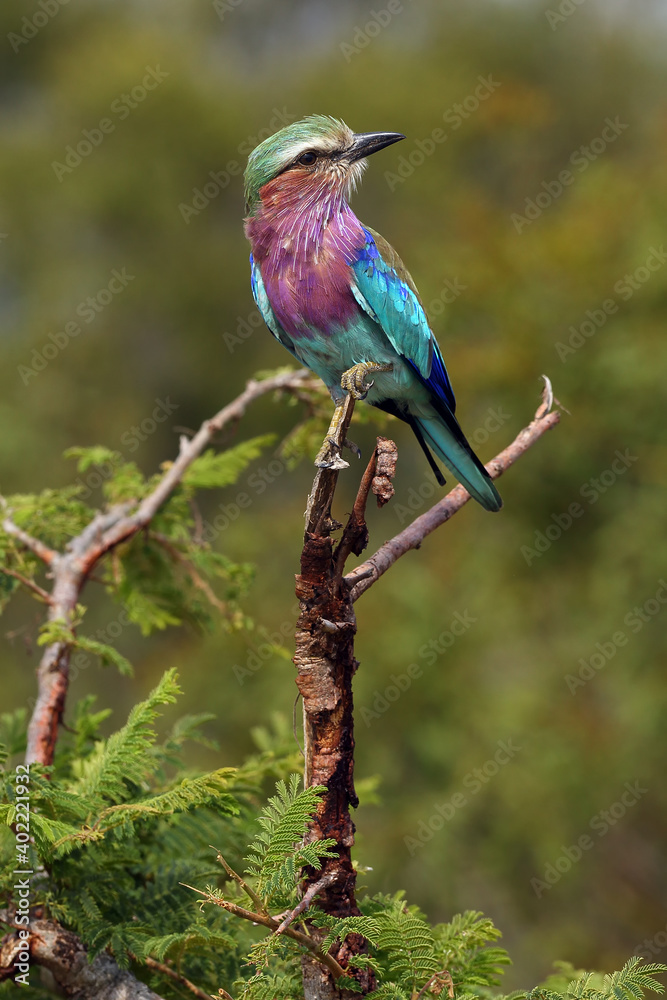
[293, 378, 561, 999]
[0, 919, 165, 999]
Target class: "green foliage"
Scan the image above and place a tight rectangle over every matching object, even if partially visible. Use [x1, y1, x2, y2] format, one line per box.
[187, 784, 510, 999]
[0, 676, 298, 998]
[183, 435, 276, 488]
[236, 970, 305, 1000]
[0, 423, 277, 659]
[244, 774, 337, 904]
[525, 959, 667, 1000]
[64, 446, 123, 474]
[368, 892, 444, 995]
[310, 910, 381, 955]
[435, 910, 512, 993]
[192, 785, 665, 1000]
[71, 667, 182, 803]
[0, 708, 28, 758]
[0, 571, 19, 613]
[38, 611, 134, 675]
[1, 488, 93, 551]
[2, 683, 666, 1000]
[334, 894, 511, 1000]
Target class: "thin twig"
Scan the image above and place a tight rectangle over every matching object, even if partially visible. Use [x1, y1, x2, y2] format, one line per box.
[0, 514, 56, 566]
[130, 952, 212, 1000]
[180, 884, 346, 981]
[92, 371, 313, 564]
[415, 969, 454, 999]
[274, 873, 336, 935]
[150, 532, 227, 614]
[211, 848, 267, 915]
[0, 568, 53, 604]
[345, 380, 561, 602]
[332, 446, 378, 580]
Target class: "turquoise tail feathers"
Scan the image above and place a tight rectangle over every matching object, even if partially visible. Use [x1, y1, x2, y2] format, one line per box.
[415, 415, 503, 512]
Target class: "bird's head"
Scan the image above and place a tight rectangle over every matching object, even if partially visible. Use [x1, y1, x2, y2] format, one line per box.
[243, 114, 404, 214]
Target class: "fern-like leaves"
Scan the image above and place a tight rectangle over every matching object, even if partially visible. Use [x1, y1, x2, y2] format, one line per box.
[526, 959, 667, 1000]
[366, 893, 441, 997]
[434, 909, 511, 992]
[244, 774, 337, 904]
[73, 669, 181, 805]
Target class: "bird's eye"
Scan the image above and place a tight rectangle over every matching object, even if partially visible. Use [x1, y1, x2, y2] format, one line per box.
[298, 151, 317, 166]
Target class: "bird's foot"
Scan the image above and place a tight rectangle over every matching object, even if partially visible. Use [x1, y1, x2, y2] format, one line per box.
[341, 362, 393, 400]
[314, 437, 350, 471]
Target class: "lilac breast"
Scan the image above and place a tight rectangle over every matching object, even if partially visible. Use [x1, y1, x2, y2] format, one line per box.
[247, 203, 366, 339]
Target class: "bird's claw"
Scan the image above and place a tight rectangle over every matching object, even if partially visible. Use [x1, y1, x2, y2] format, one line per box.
[344, 438, 362, 459]
[341, 370, 373, 400]
[341, 362, 393, 400]
[315, 438, 350, 471]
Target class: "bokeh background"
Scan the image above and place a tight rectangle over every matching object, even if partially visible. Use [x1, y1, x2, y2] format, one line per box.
[1, 0, 666, 988]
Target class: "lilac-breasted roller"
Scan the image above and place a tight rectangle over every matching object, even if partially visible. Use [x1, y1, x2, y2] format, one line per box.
[243, 115, 502, 511]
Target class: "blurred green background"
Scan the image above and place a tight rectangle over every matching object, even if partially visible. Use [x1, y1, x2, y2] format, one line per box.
[1, 0, 666, 988]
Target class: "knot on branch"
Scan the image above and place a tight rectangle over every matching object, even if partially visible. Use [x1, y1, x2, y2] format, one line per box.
[371, 436, 398, 507]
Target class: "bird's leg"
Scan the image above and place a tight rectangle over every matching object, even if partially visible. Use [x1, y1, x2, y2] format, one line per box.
[315, 399, 351, 470]
[341, 361, 393, 400]
[314, 363, 393, 470]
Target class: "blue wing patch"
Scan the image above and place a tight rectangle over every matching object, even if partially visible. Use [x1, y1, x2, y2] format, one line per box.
[350, 228, 456, 412]
[249, 254, 298, 359]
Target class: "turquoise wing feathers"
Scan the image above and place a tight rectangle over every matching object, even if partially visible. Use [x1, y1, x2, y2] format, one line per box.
[350, 226, 456, 412]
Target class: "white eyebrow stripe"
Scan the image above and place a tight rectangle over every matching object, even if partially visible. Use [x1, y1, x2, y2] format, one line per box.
[278, 130, 354, 169]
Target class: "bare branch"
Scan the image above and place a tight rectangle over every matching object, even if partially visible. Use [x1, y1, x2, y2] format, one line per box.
[274, 873, 337, 935]
[333, 436, 397, 584]
[0, 919, 166, 999]
[332, 447, 377, 581]
[345, 386, 561, 602]
[294, 392, 377, 996]
[0, 513, 56, 566]
[77, 370, 315, 571]
[291, 380, 562, 1000]
[131, 952, 213, 1000]
[180, 884, 347, 981]
[415, 969, 455, 999]
[211, 847, 267, 915]
[22, 369, 311, 766]
[0, 568, 52, 604]
[151, 532, 227, 614]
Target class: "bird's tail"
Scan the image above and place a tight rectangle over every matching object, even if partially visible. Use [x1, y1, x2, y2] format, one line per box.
[414, 411, 502, 512]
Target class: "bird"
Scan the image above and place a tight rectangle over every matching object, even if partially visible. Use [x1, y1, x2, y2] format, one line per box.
[243, 114, 502, 512]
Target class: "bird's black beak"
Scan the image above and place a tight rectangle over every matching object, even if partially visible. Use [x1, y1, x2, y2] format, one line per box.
[342, 131, 405, 163]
